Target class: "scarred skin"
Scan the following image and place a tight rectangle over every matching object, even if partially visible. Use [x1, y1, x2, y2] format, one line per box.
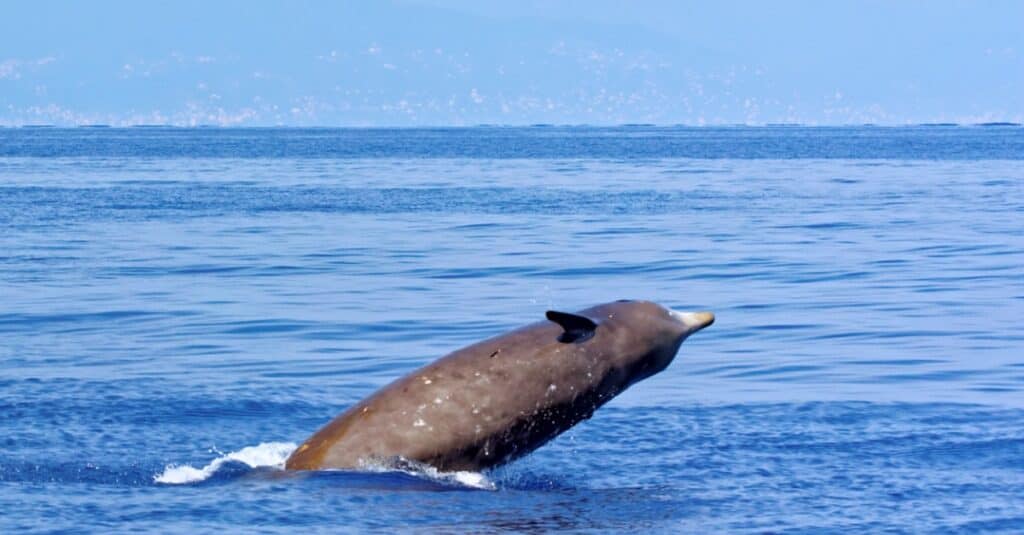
[286, 300, 714, 472]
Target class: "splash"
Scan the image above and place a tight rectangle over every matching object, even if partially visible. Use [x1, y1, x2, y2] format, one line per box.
[154, 442, 296, 484]
[154, 443, 494, 489]
[359, 457, 496, 490]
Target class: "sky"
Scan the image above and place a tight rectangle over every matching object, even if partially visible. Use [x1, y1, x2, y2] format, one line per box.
[1, 0, 1021, 126]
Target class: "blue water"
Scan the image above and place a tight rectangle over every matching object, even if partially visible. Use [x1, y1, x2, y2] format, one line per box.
[2, 126, 1023, 532]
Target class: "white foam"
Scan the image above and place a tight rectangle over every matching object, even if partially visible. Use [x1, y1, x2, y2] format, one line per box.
[154, 442, 297, 485]
[444, 470, 494, 490]
[154, 442, 494, 490]
[359, 457, 496, 490]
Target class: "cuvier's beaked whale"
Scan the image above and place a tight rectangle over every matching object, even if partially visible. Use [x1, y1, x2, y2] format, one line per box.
[285, 300, 714, 472]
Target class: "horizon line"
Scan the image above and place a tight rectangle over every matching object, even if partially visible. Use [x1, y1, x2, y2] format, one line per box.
[3, 122, 1021, 129]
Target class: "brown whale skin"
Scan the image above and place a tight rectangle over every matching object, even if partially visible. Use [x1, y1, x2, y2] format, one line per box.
[285, 300, 714, 471]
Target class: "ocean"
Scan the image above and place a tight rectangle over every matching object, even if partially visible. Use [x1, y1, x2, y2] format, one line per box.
[1, 126, 1022, 533]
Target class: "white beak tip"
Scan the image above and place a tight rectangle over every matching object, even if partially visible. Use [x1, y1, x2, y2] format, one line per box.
[670, 310, 715, 331]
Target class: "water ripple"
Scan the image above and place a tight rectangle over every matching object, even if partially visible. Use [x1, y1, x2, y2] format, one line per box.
[2, 130, 1023, 532]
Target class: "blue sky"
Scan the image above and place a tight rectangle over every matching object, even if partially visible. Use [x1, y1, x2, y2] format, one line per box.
[1, 0, 1021, 126]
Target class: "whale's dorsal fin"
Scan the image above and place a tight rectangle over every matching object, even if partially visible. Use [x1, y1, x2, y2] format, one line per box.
[545, 310, 598, 344]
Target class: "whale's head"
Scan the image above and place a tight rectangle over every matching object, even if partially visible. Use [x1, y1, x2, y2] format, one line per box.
[546, 299, 714, 389]
[612, 300, 714, 383]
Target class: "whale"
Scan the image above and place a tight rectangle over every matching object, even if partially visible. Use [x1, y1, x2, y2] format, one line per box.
[285, 300, 714, 472]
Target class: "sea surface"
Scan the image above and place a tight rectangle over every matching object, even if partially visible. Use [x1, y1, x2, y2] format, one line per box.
[1, 126, 1023, 533]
